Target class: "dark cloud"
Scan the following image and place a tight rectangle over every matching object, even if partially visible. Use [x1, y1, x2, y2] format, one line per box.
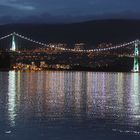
[0, 0, 140, 24]
[0, 0, 35, 11]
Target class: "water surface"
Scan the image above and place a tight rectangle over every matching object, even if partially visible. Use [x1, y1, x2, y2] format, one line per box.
[0, 71, 140, 140]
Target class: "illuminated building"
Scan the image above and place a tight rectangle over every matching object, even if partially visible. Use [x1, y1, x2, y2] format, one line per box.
[74, 43, 85, 50]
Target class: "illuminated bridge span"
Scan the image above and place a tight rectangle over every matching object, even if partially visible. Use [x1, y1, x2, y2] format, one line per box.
[0, 32, 139, 72]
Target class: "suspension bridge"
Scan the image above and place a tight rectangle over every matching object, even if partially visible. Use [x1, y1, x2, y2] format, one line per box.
[0, 32, 139, 72]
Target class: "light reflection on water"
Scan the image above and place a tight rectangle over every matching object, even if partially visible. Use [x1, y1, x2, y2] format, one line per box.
[0, 71, 140, 139]
[8, 71, 16, 127]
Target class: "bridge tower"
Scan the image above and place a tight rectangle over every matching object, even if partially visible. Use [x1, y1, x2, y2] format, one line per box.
[11, 33, 16, 51]
[133, 41, 139, 72]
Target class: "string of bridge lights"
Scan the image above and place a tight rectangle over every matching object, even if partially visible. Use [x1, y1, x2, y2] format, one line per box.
[0, 33, 13, 41]
[14, 32, 138, 52]
[0, 32, 139, 53]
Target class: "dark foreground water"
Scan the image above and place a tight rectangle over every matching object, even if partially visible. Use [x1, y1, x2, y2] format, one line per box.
[0, 71, 140, 140]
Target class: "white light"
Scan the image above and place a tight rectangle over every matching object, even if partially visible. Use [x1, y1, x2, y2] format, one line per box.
[8, 71, 16, 127]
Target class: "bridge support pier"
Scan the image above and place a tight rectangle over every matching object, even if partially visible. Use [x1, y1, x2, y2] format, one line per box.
[10, 33, 16, 51]
[133, 41, 139, 72]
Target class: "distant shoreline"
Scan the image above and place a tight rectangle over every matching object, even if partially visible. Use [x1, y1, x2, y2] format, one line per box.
[0, 68, 134, 72]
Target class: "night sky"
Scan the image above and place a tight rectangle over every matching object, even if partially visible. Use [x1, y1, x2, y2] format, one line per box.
[0, 0, 140, 24]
